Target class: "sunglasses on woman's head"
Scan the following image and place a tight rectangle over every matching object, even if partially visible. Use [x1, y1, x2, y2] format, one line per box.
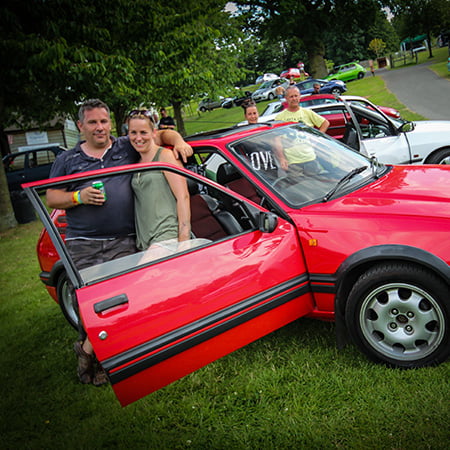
[128, 109, 154, 122]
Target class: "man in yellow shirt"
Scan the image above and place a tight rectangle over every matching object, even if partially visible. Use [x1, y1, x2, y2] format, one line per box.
[275, 86, 329, 173]
[275, 86, 330, 131]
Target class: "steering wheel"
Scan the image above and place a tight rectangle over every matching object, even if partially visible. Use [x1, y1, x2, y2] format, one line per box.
[272, 176, 294, 190]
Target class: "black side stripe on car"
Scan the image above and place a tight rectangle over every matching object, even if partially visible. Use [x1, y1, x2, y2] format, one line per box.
[104, 275, 311, 385]
[309, 273, 336, 294]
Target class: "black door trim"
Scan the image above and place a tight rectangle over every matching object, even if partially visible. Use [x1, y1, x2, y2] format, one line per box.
[104, 275, 310, 384]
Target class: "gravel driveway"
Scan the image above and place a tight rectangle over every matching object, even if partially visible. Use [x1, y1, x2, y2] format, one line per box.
[378, 62, 450, 120]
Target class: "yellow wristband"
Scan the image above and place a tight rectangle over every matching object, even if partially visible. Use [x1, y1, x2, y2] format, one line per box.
[72, 190, 82, 205]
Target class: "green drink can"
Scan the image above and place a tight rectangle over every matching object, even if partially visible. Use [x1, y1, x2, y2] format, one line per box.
[92, 180, 106, 200]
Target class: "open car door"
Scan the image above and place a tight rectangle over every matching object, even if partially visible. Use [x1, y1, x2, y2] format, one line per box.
[24, 163, 315, 406]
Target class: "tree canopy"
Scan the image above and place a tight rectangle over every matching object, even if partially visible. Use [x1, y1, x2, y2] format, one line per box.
[0, 0, 245, 229]
[387, 0, 450, 57]
[1, 0, 449, 230]
[0, 0, 245, 142]
[235, 0, 398, 76]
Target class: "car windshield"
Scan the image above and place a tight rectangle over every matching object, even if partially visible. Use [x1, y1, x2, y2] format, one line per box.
[229, 124, 381, 206]
[261, 102, 283, 116]
[260, 80, 274, 89]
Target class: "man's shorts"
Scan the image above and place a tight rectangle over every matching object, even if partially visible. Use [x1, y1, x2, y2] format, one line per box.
[66, 236, 137, 270]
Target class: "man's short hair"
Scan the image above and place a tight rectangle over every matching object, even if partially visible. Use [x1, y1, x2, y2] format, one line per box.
[241, 99, 256, 110]
[78, 99, 110, 122]
[285, 85, 300, 95]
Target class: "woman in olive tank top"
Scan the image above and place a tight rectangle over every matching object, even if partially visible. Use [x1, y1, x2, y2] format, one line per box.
[128, 111, 191, 250]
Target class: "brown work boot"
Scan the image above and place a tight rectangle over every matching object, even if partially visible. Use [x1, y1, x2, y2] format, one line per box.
[73, 341, 94, 384]
[92, 362, 109, 387]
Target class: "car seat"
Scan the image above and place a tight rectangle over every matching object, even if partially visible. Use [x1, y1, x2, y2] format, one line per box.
[342, 123, 359, 151]
[187, 179, 243, 240]
[216, 163, 261, 205]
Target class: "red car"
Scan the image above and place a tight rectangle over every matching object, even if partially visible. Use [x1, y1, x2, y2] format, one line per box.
[25, 122, 450, 406]
[261, 94, 401, 120]
[280, 68, 309, 79]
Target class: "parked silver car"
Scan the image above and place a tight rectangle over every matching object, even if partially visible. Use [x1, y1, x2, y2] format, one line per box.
[251, 78, 289, 102]
[198, 97, 231, 112]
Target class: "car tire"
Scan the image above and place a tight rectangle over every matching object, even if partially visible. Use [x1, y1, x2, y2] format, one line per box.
[357, 72, 365, 79]
[199, 107, 207, 113]
[331, 88, 341, 95]
[426, 147, 450, 165]
[57, 272, 80, 330]
[345, 263, 450, 368]
[268, 93, 275, 100]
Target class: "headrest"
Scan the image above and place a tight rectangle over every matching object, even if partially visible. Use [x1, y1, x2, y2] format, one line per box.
[216, 163, 241, 185]
[187, 178, 199, 195]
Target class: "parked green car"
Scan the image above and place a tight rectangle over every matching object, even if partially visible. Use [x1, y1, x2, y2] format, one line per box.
[325, 62, 366, 82]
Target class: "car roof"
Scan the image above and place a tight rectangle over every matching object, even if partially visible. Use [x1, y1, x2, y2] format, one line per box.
[336, 62, 361, 67]
[309, 101, 390, 121]
[185, 122, 290, 143]
[300, 93, 335, 100]
[2, 144, 66, 162]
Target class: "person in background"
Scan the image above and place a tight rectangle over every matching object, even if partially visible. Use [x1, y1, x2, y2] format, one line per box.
[241, 99, 259, 124]
[275, 85, 285, 100]
[46, 99, 192, 387]
[158, 107, 176, 130]
[311, 82, 321, 94]
[128, 110, 191, 251]
[275, 86, 329, 133]
[274, 86, 329, 174]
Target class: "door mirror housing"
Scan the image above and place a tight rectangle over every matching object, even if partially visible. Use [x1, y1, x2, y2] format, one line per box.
[258, 212, 278, 233]
[399, 121, 415, 133]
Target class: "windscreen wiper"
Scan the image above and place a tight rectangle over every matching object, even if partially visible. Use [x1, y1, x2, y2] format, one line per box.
[322, 165, 367, 202]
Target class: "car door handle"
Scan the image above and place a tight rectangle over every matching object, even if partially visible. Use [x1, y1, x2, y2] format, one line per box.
[94, 294, 129, 314]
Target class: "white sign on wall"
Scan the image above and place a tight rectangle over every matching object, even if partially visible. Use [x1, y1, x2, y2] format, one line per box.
[25, 131, 49, 145]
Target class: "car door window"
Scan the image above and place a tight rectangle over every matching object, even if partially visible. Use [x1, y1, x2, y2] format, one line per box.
[29, 166, 263, 287]
[351, 105, 395, 139]
[301, 81, 314, 90]
[7, 153, 26, 172]
[312, 105, 350, 138]
[34, 149, 59, 167]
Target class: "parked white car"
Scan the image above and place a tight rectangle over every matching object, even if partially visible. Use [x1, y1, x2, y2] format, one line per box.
[239, 100, 450, 165]
[255, 73, 278, 84]
[310, 101, 450, 165]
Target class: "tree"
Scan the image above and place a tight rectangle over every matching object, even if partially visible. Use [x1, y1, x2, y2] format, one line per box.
[236, 0, 386, 77]
[369, 38, 387, 58]
[323, 0, 392, 65]
[0, 0, 139, 230]
[140, 1, 246, 135]
[0, 0, 244, 229]
[368, 8, 400, 54]
[236, 0, 331, 78]
[386, 0, 450, 58]
[0, 164, 16, 230]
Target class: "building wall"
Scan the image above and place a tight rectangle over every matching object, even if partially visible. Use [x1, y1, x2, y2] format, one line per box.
[7, 119, 80, 153]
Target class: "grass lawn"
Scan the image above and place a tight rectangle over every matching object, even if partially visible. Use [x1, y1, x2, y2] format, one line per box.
[1, 68, 449, 449]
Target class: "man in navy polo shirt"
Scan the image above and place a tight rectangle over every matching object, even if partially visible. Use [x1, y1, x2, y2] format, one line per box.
[47, 98, 192, 386]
